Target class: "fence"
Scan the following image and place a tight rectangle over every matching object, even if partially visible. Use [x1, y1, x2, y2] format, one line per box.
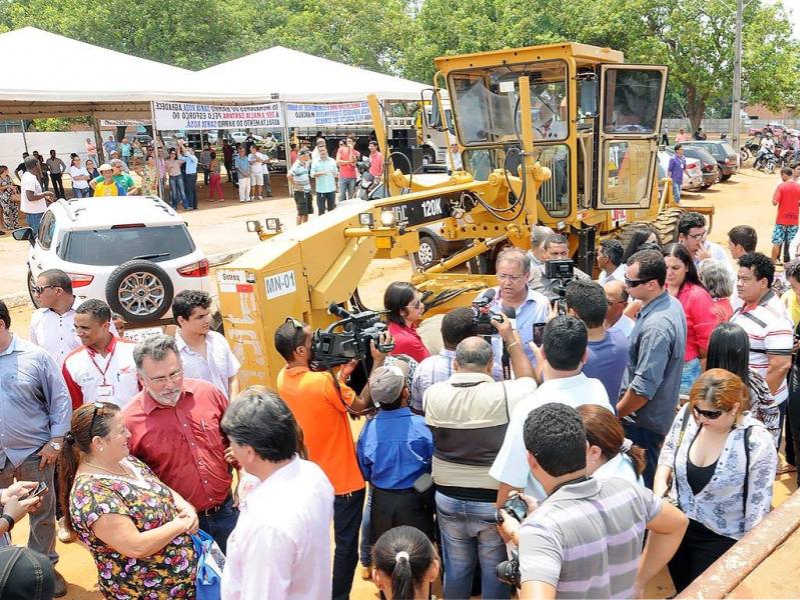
[662, 118, 800, 135]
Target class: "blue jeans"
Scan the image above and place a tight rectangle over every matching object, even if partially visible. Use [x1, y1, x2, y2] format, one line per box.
[183, 172, 198, 208]
[338, 177, 356, 203]
[72, 187, 91, 198]
[317, 191, 336, 215]
[26, 212, 43, 237]
[672, 179, 682, 204]
[435, 491, 511, 600]
[359, 488, 372, 567]
[680, 358, 702, 396]
[623, 422, 665, 489]
[197, 495, 239, 555]
[169, 175, 188, 209]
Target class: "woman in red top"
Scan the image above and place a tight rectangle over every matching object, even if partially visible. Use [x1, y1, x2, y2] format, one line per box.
[664, 243, 720, 395]
[383, 282, 431, 363]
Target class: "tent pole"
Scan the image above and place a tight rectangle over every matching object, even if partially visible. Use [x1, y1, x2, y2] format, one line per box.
[91, 110, 104, 164]
[20, 120, 28, 153]
[150, 101, 164, 199]
[281, 99, 291, 168]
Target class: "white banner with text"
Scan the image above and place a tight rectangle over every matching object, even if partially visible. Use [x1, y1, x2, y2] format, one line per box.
[153, 102, 283, 131]
[285, 102, 372, 127]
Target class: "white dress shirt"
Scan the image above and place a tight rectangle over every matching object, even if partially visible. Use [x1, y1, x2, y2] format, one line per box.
[222, 456, 334, 600]
[29, 299, 81, 366]
[175, 330, 240, 399]
[608, 315, 636, 338]
[597, 263, 626, 285]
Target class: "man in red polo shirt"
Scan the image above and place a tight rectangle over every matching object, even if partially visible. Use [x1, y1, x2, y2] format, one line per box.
[124, 334, 238, 552]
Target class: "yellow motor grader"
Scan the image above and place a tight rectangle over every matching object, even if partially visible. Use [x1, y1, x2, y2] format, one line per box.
[217, 42, 712, 387]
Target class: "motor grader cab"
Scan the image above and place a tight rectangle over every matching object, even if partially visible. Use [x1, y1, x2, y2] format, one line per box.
[219, 43, 702, 388]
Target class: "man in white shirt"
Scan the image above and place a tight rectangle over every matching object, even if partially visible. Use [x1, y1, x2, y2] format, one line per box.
[604, 280, 636, 337]
[62, 299, 138, 410]
[678, 212, 736, 284]
[490, 315, 613, 506]
[597, 238, 626, 284]
[222, 388, 334, 600]
[20, 156, 54, 235]
[29, 270, 81, 366]
[172, 290, 240, 399]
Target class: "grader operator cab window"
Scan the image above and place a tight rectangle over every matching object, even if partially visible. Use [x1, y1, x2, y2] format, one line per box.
[596, 65, 667, 210]
[448, 61, 568, 146]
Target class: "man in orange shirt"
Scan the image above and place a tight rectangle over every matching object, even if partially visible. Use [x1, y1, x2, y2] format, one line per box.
[274, 318, 392, 600]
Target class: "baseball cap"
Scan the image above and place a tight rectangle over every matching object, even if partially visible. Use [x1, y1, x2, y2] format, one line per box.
[368, 362, 410, 406]
[299, 149, 311, 157]
[98, 163, 113, 172]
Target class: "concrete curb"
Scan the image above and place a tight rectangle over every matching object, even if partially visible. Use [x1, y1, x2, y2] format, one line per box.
[5, 247, 249, 312]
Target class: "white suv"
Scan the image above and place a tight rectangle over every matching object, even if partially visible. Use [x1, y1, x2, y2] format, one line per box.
[14, 197, 212, 325]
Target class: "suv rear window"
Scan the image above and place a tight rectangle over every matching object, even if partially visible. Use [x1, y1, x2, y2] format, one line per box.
[60, 225, 195, 266]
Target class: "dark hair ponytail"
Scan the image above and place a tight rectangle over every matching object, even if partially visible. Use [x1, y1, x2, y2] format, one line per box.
[372, 526, 437, 600]
[56, 403, 121, 536]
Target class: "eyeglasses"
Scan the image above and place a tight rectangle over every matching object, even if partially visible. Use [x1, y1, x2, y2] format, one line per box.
[693, 406, 723, 420]
[624, 277, 656, 288]
[687, 231, 707, 241]
[497, 273, 526, 282]
[407, 300, 422, 310]
[31, 284, 58, 295]
[89, 401, 104, 438]
[144, 369, 183, 386]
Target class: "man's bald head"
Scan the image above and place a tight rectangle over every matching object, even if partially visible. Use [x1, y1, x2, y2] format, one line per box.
[603, 280, 628, 325]
[454, 336, 494, 373]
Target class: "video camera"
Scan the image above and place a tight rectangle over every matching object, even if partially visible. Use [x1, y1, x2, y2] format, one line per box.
[311, 303, 395, 370]
[544, 259, 575, 316]
[495, 493, 529, 588]
[472, 288, 505, 336]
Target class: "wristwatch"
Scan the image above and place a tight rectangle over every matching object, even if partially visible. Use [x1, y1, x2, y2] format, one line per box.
[49, 440, 62, 451]
[0, 514, 14, 532]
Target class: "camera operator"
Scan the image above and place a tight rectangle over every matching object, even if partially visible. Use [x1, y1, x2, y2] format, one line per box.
[478, 248, 550, 368]
[423, 316, 535, 600]
[274, 319, 392, 600]
[499, 403, 687, 600]
[531, 234, 590, 301]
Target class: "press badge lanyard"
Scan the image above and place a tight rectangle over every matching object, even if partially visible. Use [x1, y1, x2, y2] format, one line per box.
[89, 344, 116, 395]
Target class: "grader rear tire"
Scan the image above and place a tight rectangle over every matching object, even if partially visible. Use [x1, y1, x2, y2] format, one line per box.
[614, 207, 684, 251]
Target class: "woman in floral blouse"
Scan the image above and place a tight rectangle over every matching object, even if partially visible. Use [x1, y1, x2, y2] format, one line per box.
[57, 403, 198, 599]
[654, 369, 777, 594]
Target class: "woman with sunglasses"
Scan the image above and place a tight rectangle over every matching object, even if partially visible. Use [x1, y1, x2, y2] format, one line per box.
[58, 403, 199, 599]
[654, 369, 777, 593]
[663, 243, 720, 394]
[707, 322, 780, 446]
[384, 281, 430, 363]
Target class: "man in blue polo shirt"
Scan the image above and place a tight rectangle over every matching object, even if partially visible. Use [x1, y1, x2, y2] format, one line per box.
[357, 361, 434, 548]
[668, 144, 687, 204]
[233, 147, 251, 203]
[179, 141, 199, 210]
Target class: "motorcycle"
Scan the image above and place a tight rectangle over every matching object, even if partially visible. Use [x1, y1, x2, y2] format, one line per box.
[355, 160, 383, 200]
[753, 148, 778, 174]
[740, 137, 761, 163]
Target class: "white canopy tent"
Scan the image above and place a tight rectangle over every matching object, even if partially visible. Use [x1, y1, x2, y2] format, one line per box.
[195, 46, 428, 102]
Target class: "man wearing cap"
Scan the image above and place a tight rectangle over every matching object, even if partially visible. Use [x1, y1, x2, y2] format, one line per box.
[91, 164, 126, 197]
[288, 150, 313, 225]
[357, 360, 434, 550]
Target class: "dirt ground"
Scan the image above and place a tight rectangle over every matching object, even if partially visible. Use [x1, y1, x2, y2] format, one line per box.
[5, 165, 799, 598]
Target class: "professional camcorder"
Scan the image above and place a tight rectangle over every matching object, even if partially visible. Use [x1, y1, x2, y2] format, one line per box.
[311, 303, 395, 370]
[545, 258, 575, 316]
[472, 288, 504, 336]
[495, 494, 529, 588]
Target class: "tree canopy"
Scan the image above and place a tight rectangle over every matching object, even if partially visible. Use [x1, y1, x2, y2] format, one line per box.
[1, 0, 797, 127]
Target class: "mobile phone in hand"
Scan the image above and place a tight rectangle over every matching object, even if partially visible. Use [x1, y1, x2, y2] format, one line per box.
[532, 322, 546, 347]
[26, 482, 48, 499]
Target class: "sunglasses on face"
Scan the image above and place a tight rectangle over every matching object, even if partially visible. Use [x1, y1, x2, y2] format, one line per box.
[693, 406, 723, 420]
[624, 277, 656, 288]
[32, 284, 58, 295]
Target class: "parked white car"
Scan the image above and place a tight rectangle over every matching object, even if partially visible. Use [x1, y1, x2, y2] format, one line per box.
[13, 197, 212, 325]
[657, 151, 704, 191]
[229, 131, 263, 144]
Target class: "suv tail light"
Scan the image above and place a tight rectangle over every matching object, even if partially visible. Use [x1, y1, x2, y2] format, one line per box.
[67, 273, 94, 288]
[177, 258, 209, 278]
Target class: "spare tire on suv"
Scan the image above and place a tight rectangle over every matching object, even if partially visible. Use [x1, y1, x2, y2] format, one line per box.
[105, 260, 174, 325]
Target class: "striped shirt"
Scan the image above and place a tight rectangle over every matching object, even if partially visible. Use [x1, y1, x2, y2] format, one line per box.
[731, 290, 793, 403]
[519, 477, 662, 599]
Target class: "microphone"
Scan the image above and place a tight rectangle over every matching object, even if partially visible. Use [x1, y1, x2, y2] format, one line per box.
[482, 288, 496, 301]
[503, 306, 517, 330]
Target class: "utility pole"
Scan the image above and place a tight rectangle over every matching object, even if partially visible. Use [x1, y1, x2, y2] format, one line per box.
[731, 0, 743, 155]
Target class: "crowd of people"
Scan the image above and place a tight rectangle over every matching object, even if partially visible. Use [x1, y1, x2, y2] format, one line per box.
[0, 131, 386, 237]
[0, 173, 799, 600]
